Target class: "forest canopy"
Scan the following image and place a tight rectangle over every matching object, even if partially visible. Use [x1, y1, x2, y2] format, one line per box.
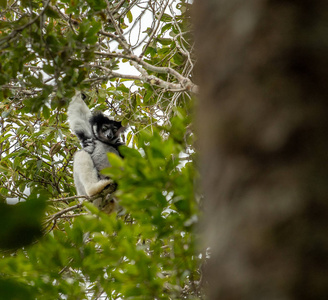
[0, 0, 202, 299]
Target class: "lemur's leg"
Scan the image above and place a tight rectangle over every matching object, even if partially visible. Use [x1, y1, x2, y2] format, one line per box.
[73, 150, 112, 197]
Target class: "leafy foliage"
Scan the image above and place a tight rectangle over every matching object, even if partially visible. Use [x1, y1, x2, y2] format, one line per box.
[0, 0, 202, 299]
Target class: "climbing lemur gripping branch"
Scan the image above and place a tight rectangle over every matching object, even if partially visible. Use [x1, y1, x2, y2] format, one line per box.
[67, 92, 125, 213]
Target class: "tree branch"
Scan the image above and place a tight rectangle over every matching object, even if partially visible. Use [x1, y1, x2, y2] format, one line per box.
[94, 51, 198, 93]
[88, 64, 197, 92]
[45, 203, 83, 223]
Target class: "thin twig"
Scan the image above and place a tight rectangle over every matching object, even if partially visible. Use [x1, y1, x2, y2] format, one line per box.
[45, 203, 83, 223]
[48, 195, 89, 202]
[139, 0, 169, 57]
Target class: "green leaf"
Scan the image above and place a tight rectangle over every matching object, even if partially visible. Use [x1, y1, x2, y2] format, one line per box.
[144, 90, 152, 103]
[27, 75, 44, 88]
[161, 23, 172, 34]
[160, 13, 172, 22]
[119, 146, 142, 158]
[107, 152, 124, 168]
[157, 37, 172, 46]
[126, 131, 133, 146]
[43, 64, 55, 75]
[1, 109, 11, 118]
[172, 52, 185, 65]
[45, 6, 60, 18]
[126, 10, 133, 23]
[42, 105, 50, 119]
[86, 0, 107, 11]
[85, 22, 101, 44]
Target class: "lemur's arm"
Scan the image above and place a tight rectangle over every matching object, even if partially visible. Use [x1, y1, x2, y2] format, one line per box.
[67, 92, 93, 142]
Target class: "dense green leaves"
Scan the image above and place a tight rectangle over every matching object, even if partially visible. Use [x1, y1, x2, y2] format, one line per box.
[0, 0, 201, 299]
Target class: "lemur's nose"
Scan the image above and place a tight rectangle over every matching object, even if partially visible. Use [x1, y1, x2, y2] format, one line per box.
[106, 131, 114, 139]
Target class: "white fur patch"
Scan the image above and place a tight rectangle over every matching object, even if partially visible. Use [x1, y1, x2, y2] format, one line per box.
[67, 92, 93, 139]
[73, 150, 112, 197]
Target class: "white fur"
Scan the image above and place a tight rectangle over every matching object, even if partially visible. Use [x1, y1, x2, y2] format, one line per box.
[67, 92, 92, 139]
[73, 150, 112, 196]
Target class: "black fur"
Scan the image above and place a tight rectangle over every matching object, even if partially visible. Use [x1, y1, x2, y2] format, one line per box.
[89, 112, 125, 155]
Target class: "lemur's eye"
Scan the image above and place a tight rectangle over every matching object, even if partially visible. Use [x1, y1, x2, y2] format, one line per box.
[102, 124, 110, 131]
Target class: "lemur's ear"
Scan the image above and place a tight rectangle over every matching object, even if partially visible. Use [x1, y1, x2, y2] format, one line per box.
[81, 93, 87, 100]
[117, 126, 127, 135]
[113, 120, 122, 127]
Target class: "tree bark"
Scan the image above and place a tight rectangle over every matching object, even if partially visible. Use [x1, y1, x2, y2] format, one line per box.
[193, 1, 328, 299]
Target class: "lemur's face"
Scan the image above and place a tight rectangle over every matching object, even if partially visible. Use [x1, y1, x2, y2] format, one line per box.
[90, 112, 124, 144]
[98, 121, 122, 142]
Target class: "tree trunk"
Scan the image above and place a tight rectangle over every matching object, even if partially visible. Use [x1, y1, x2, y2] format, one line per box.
[193, 1, 328, 299]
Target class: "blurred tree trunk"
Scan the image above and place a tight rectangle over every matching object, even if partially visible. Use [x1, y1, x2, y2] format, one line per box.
[193, 1, 328, 299]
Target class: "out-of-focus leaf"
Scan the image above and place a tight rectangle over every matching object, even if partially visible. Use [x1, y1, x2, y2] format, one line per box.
[107, 152, 124, 168]
[0, 195, 47, 250]
[119, 146, 142, 158]
[0, 0, 7, 8]
[0, 279, 34, 300]
[42, 105, 50, 119]
[44, 6, 60, 18]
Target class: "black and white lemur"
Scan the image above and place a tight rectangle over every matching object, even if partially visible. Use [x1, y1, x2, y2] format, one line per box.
[67, 92, 125, 213]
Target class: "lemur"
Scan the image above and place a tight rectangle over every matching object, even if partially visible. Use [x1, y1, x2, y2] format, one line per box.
[67, 92, 125, 213]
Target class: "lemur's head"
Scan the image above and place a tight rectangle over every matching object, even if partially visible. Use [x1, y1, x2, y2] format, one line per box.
[90, 112, 125, 145]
